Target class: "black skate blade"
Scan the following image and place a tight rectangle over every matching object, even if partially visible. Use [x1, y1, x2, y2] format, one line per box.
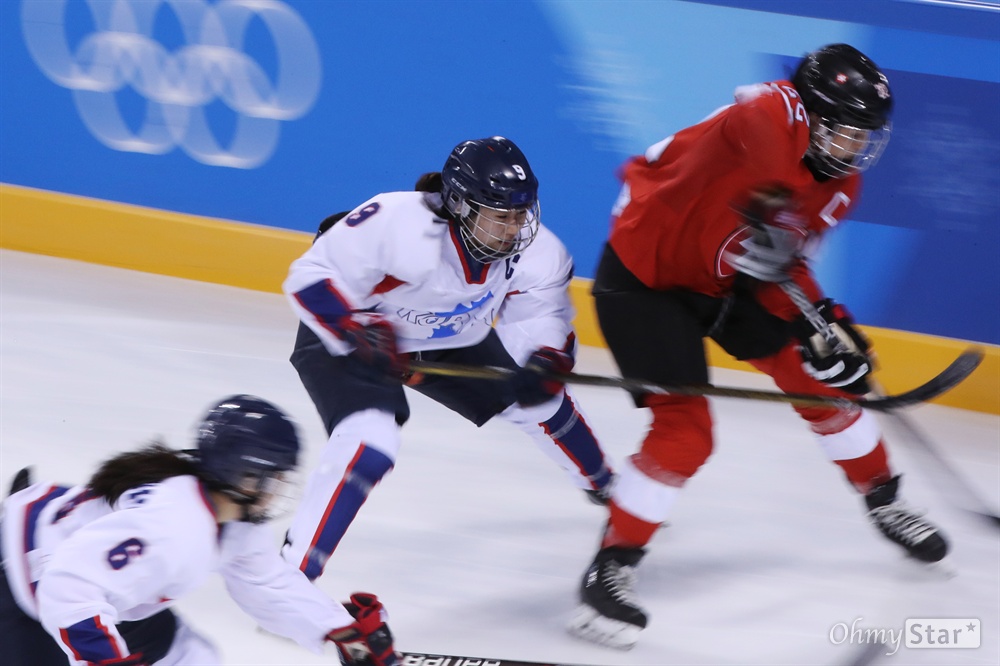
[900, 553, 957, 579]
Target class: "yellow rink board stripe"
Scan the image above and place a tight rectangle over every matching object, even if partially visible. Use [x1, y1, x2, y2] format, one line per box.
[0, 183, 307, 293]
[3, 183, 996, 414]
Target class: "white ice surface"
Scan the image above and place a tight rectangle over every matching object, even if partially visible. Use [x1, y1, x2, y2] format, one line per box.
[1, 249, 997, 666]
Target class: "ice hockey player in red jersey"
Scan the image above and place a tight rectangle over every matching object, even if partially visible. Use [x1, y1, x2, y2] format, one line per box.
[0, 396, 399, 666]
[569, 44, 948, 650]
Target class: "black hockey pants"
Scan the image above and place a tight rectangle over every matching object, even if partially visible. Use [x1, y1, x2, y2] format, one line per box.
[592, 243, 793, 405]
[291, 323, 523, 434]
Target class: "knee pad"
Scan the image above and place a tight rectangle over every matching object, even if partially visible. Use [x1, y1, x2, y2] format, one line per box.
[326, 409, 401, 468]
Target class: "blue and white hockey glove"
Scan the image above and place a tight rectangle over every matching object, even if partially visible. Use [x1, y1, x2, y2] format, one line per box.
[327, 593, 399, 666]
[512, 347, 574, 406]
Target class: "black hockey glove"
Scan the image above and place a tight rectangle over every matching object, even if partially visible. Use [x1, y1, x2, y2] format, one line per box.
[727, 185, 809, 283]
[512, 347, 574, 407]
[793, 299, 873, 395]
[339, 315, 408, 382]
[327, 593, 399, 666]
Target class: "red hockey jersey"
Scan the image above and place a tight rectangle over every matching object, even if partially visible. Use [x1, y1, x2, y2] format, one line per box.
[608, 80, 862, 319]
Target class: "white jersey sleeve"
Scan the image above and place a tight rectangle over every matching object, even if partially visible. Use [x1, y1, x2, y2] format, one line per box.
[33, 477, 219, 664]
[219, 521, 355, 653]
[283, 191, 449, 357]
[494, 224, 578, 364]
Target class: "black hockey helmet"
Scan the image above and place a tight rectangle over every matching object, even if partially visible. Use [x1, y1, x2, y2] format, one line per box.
[440, 136, 540, 262]
[792, 44, 893, 178]
[194, 395, 300, 523]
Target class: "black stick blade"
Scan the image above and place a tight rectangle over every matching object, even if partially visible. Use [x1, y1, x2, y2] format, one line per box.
[861, 347, 985, 411]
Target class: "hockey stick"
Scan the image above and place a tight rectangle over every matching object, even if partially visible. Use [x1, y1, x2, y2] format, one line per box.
[777, 280, 851, 354]
[408, 348, 982, 412]
[779, 281, 1000, 527]
[400, 652, 581, 666]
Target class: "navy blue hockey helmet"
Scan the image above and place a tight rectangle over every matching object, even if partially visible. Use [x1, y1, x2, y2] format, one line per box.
[792, 44, 893, 178]
[194, 395, 300, 521]
[440, 136, 541, 262]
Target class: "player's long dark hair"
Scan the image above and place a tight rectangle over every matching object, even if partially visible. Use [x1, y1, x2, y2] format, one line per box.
[414, 171, 454, 222]
[89, 441, 201, 504]
[414, 171, 442, 193]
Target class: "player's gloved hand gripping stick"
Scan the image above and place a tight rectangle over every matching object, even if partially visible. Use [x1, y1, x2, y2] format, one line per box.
[782, 283, 874, 395]
[327, 593, 399, 666]
[340, 314, 409, 382]
[512, 347, 575, 406]
[725, 185, 874, 394]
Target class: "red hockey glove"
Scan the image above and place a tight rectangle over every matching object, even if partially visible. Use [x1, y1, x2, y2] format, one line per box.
[327, 593, 399, 666]
[793, 299, 873, 395]
[728, 185, 809, 283]
[512, 347, 574, 407]
[339, 315, 408, 382]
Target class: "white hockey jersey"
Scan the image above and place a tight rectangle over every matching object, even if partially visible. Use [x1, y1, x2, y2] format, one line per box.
[284, 191, 578, 364]
[0, 476, 354, 663]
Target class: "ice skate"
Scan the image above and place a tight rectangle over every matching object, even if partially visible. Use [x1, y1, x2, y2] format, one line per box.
[865, 475, 948, 563]
[568, 546, 647, 650]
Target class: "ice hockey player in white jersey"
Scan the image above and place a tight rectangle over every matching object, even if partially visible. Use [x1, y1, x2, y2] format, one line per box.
[0, 395, 399, 666]
[282, 136, 614, 581]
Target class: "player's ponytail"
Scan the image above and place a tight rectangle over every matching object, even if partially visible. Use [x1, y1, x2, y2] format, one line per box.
[88, 442, 200, 505]
[414, 171, 443, 192]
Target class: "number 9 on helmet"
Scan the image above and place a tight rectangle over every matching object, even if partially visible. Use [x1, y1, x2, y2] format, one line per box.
[440, 136, 541, 263]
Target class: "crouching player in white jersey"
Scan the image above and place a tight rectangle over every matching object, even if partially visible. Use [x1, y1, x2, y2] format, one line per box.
[0, 396, 399, 666]
[282, 136, 614, 581]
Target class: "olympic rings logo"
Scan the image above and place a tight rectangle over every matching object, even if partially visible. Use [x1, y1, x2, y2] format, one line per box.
[21, 0, 322, 168]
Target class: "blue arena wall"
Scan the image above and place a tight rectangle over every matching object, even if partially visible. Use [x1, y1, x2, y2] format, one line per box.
[1, 0, 998, 348]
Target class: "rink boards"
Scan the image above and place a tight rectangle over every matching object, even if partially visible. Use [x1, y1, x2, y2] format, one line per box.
[1, 182, 995, 415]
